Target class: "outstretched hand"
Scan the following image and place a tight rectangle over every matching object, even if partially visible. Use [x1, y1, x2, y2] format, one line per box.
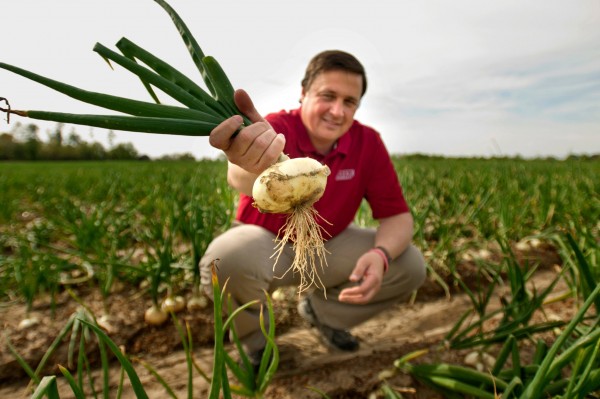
[338, 251, 385, 304]
[209, 89, 285, 175]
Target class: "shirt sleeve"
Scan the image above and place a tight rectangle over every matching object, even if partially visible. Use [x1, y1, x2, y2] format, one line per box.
[364, 133, 410, 219]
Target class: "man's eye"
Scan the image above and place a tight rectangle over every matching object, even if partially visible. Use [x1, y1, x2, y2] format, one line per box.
[321, 93, 335, 100]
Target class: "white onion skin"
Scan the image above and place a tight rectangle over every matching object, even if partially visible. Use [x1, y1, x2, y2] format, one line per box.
[144, 305, 168, 326]
[161, 295, 186, 313]
[187, 295, 208, 310]
[252, 157, 330, 214]
[18, 317, 40, 330]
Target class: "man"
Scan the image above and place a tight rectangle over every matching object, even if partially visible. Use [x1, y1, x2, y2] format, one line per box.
[200, 50, 426, 368]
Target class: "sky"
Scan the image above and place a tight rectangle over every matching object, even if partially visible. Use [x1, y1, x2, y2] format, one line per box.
[1, 0, 599, 159]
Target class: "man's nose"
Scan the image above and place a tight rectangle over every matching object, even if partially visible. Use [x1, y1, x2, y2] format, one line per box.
[329, 99, 345, 118]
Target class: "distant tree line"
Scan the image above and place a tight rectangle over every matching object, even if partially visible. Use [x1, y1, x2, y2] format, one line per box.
[0, 122, 196, 161]
[3, 122, 595, 162]
[0, 122, 143, 161]
[398, 152, 600, 162]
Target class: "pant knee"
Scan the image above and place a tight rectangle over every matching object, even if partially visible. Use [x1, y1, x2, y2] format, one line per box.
[199, 256, 217, 299]
[404, 245, 427, 290]
[199, 226, 275, 305]
[386, 245, 427, 297]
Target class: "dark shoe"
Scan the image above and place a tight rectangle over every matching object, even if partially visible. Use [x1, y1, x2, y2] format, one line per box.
[297, 297, 359, 352]
[240, 347, 271, 375]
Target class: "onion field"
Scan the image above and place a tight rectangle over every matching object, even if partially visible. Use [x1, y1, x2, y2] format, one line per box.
[0, 156, 599, 398]
[1, 160, 235, 315]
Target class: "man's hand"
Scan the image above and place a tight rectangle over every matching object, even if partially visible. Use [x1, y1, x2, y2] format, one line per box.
[338, 251, 385, 304]
[209, 89, 285, 175]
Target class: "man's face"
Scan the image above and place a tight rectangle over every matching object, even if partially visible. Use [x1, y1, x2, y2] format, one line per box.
[300, 70, 363, 154]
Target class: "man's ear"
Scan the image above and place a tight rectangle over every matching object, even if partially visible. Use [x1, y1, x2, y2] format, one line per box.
[299, 85, 308, 103]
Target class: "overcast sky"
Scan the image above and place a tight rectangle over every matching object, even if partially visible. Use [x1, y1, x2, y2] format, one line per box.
[1, 0, 599, 159]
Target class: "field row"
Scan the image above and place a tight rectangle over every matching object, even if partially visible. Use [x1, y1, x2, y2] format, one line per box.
[0, 158, 598, 309]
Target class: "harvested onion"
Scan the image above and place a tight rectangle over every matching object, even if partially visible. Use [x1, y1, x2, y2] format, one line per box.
[252, 157, 329, 214]
[252, 156, 331, 293]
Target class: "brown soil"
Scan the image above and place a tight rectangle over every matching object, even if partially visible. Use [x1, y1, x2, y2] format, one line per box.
[0, 245, 571, 399]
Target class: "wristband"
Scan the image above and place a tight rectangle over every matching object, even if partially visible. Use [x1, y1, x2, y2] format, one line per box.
[376, 246, 392, 264]
[369, 247, 390, 273]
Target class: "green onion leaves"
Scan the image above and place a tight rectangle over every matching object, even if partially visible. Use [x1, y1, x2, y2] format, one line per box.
[0, 0, 248, 137]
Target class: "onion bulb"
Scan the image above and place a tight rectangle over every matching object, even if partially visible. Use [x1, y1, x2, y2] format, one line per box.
[252, 156, 331, 293]
[97, 314, 116, 334]
[161, 295, 186, 313]
[18, 317, 40, 330]
[252, 157, 330, 214]
[144, 304, 168, 326]
[464, 350, 496, 371]
[187, 295, 208, 311]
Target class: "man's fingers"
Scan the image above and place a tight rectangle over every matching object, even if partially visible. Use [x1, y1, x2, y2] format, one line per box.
[208, 89, 284, 174]
[208, 90, 263, 152]
[254, 133, 286, 170]
[234, 89, 264, 123]
[232, 131, 285, 174]
[209, 115, 243, 150]
[338, 287, 371, 304]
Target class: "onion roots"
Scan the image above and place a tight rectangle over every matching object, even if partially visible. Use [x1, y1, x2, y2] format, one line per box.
[252, 157, 331, 293]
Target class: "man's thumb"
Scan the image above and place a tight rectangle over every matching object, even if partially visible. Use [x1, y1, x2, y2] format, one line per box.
[234, 89, 264, 123]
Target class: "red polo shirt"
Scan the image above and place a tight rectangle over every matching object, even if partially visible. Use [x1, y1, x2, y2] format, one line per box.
[235, 108, 410, 238]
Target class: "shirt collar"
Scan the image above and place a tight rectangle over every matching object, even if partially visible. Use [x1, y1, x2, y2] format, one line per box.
[293, 108, 352, 160]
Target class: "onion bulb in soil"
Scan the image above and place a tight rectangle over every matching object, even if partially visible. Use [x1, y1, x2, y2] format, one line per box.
[252, 156, 331, 293]
[18, 317, 40, 330]
[187, 294, 208, 311]
[161, 295, 186, 313]
[97, 314, 116, 334]
[144, 304, 168, 326]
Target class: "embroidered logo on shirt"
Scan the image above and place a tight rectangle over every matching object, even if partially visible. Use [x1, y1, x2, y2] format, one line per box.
[335, 169, 355, 181]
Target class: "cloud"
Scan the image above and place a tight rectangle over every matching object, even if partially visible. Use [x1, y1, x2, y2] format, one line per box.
[1, 0, 598, 159]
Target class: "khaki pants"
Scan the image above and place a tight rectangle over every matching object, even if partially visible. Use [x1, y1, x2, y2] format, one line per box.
[200, 222, 427, 352]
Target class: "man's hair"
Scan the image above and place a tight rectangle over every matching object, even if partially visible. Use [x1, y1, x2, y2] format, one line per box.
[301, 50, 367, 97]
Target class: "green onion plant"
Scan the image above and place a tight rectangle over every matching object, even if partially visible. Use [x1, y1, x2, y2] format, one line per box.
[8, 259, 279, 399]
[381, 231, 600, 398]
[1, 0, 250, 135]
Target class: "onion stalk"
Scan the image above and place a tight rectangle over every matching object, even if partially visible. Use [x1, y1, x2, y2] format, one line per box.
[0, 0, 248, 133]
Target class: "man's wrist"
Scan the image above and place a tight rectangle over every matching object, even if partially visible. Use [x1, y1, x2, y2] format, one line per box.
[369, 247, 391, 273]
[375, 246, 392, 263]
